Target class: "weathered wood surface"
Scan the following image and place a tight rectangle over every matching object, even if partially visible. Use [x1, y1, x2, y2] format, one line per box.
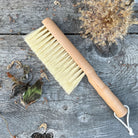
[0, 35, 138, 138]
[0, 0, 138, 34]
[0, 0, 138, 138]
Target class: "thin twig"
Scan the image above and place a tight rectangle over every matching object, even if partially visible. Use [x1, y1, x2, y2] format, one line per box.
[0, 114, 16, 138]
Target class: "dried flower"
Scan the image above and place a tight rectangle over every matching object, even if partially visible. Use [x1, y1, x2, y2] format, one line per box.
[77, 0, 137, 46]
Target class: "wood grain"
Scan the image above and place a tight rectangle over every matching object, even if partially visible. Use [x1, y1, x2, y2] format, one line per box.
[0, 0, 137, 34]
[0, 0, 138, 137]
[0, 35, 137, 138]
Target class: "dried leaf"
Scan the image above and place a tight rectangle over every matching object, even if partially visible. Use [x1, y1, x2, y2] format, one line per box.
[15, 60, 22, 68]
[40, 70, 49, 81]
[20, 96, 26, 107]
[54, 0, 61, 7]
[7, 72, 28, 98]
[31, 132, 43, 138]
[23, 65, 30, 74]
[23, 80, 43, 104]
[45, 133, 53, 138]
[10, 83, 27, 98]
[39, 123, 47, 131]
[7, 60, 22, 70]
[31, 132, 53, 138]
[7, 61, 15, 70]
[21, 65, 31, 81]
[7, 72, 20, 84]
[42, 97, 48, 104]
[25, 100, 36, 109]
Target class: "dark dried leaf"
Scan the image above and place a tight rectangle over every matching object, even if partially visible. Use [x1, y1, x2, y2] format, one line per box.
[7, 72, 18, 83]
[44, 133, 53, 138]
[21, 65, 31, 81]
[10, 83, 28, 99]
[31, 132, 43, 138]
[7, 72, 28, 98]
[31, 132, 53, 138]
[23, 65, 30, 74]
[7, 72, 22, 84]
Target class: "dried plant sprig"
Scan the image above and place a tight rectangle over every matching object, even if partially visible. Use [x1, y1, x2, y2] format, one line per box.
[77, 0, 137, 46]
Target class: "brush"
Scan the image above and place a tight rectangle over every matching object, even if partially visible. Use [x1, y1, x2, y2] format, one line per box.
[24, 18, 127, 118]
[24, 18, 135, 135]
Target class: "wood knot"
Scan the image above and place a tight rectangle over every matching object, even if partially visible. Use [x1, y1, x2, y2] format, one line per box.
[95, 43, 119, 57]
[62, 105, 68, 111]
[78, 113, 91, 123]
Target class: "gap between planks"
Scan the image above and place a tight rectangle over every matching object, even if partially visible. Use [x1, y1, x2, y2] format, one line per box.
[0, 33, 138, 36]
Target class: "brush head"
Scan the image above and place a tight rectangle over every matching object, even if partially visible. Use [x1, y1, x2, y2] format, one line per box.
[24, 25, 85, 94]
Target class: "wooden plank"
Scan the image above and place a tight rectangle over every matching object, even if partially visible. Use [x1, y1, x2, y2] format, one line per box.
[0, 35, 137, 138]
[0, 0, 137, 34]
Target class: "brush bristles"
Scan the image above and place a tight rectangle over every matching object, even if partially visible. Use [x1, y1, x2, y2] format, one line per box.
[24, 26, 85, 94]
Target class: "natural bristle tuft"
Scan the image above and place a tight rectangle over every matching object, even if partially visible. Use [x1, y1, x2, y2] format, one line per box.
[24, 26, 85, 94]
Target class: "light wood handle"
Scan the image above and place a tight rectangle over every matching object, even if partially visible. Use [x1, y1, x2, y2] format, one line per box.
[87, 70, 128, 118]
[42, 18, 128, 118]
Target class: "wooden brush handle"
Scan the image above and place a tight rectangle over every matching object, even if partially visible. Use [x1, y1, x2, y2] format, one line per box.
[42, 18, 128, 118]
[87, 70, 127, 118]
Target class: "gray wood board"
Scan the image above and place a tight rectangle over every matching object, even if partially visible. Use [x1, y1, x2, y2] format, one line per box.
[0, 0, 138, 34]
[0, 35, 138, 138]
